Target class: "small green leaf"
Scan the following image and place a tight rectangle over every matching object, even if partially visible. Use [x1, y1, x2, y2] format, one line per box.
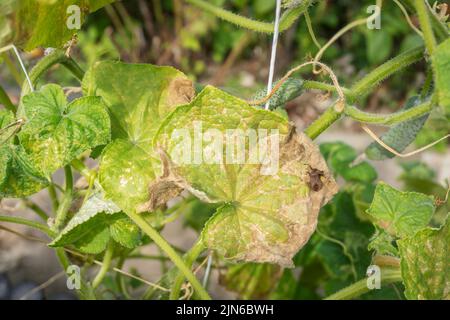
[50, 193, 141, 254]
[433, 38, 450, 116]
[317, 191, 374, 279]
[220, 263, 281, 299]
[365, 30, 393, 65]
[19, 84, 110, 176]
[0, 109, 15, 141]
[398, 219, 449, 300]
[368, 227, 398, 256]
[182, 198, 219, 232]
[269, 269, 298, 299]
[0, 110, 49, 198]
[109, 214, 141, 249]
[83, 61, 194, 213]
[320, 142, 377, 183]
[155, 86, 338, 266]
[367, 182, 435, 237]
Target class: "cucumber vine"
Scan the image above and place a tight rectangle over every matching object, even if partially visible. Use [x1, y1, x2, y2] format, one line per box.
[0, 0, 448, 301]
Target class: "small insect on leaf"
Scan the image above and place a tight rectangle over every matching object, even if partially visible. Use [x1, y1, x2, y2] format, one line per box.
[308, 167, 325, 192]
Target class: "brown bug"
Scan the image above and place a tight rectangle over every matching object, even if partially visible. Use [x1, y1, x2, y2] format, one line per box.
[308, 167, 324, 192]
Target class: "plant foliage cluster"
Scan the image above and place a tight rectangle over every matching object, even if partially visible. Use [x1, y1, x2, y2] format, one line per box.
[0, 0, 448, 300]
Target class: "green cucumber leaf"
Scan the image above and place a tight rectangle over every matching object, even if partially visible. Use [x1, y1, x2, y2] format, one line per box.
[18, 84, 110, 176]
[398, 219, 449, 300]
[82, 61, 194, 213]
[269, 269, 298, 299]
[366, 182, 435, 237]
[109, 214, 141, 249]
[317, 191, 374, 279]
[220, 263, 281, 299]
[0, 0, 13, 47]
[320, 142, 377, 183]
[365, 96, 430, 160]
[49, 193, 141, 254]
[368, 227, 398, 256]
[433, 38, 450, 116]
[0, 109, 15, 142]
[154, 85, 338, 266]
[0, 109, 49, 198]
[5, 0, 116, 51]
[182, 198, 219, 232]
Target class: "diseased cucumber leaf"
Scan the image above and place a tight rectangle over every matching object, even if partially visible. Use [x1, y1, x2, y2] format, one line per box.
[82, 61, 194, 213]
[154, 85, 338, 266]
[18, 84, 110, 176]
[398, 219, 449, 300]
[50, 193, 141, 254]
[366, 182, 435, 237]
[4, 0, 115, 51]
[0, 109, 49, 198]
[365, 96, 430, 160]
[433, 38, 450, 116]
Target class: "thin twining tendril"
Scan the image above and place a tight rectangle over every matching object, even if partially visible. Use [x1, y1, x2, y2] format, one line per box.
[361, 124, 450, 158]
[312, 0, 383, 74]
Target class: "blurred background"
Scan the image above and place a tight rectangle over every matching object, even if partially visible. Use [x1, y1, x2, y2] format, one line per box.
[0, 0, 449, 300]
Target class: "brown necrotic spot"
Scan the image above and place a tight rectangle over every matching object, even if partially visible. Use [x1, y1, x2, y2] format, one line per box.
[168, 78, 195, 106]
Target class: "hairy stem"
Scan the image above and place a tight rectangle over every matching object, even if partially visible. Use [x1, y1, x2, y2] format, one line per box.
[21, 50, 85, 98]
[92, 242, 115, 289]
[47, 182, 59, 213]
[325, 268, 402, 300]
[23, 199, 49, 222]
[116, 256, 132, 299]
[344, 98, 433, 125]
[304, 101, 343, 139]
[305, 45, 425, 139]
[185, 0, 312, 33]
[0, 85, 16, 113]
[126, 211, 211, 300]
[170, 239, 206, 300]
[350, 46, 424, 100]
[0, 215, 55, 237]
[413, 0, 437, 55]
[303, 80, 353, 98]
[52, 165, 73, 232]
[55, 248, 96, 300]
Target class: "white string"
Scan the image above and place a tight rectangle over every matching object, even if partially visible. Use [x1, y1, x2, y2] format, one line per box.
[0, 44, 34, 92]
[202, 254, 213, 287]
[265, 0, 282, 110]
